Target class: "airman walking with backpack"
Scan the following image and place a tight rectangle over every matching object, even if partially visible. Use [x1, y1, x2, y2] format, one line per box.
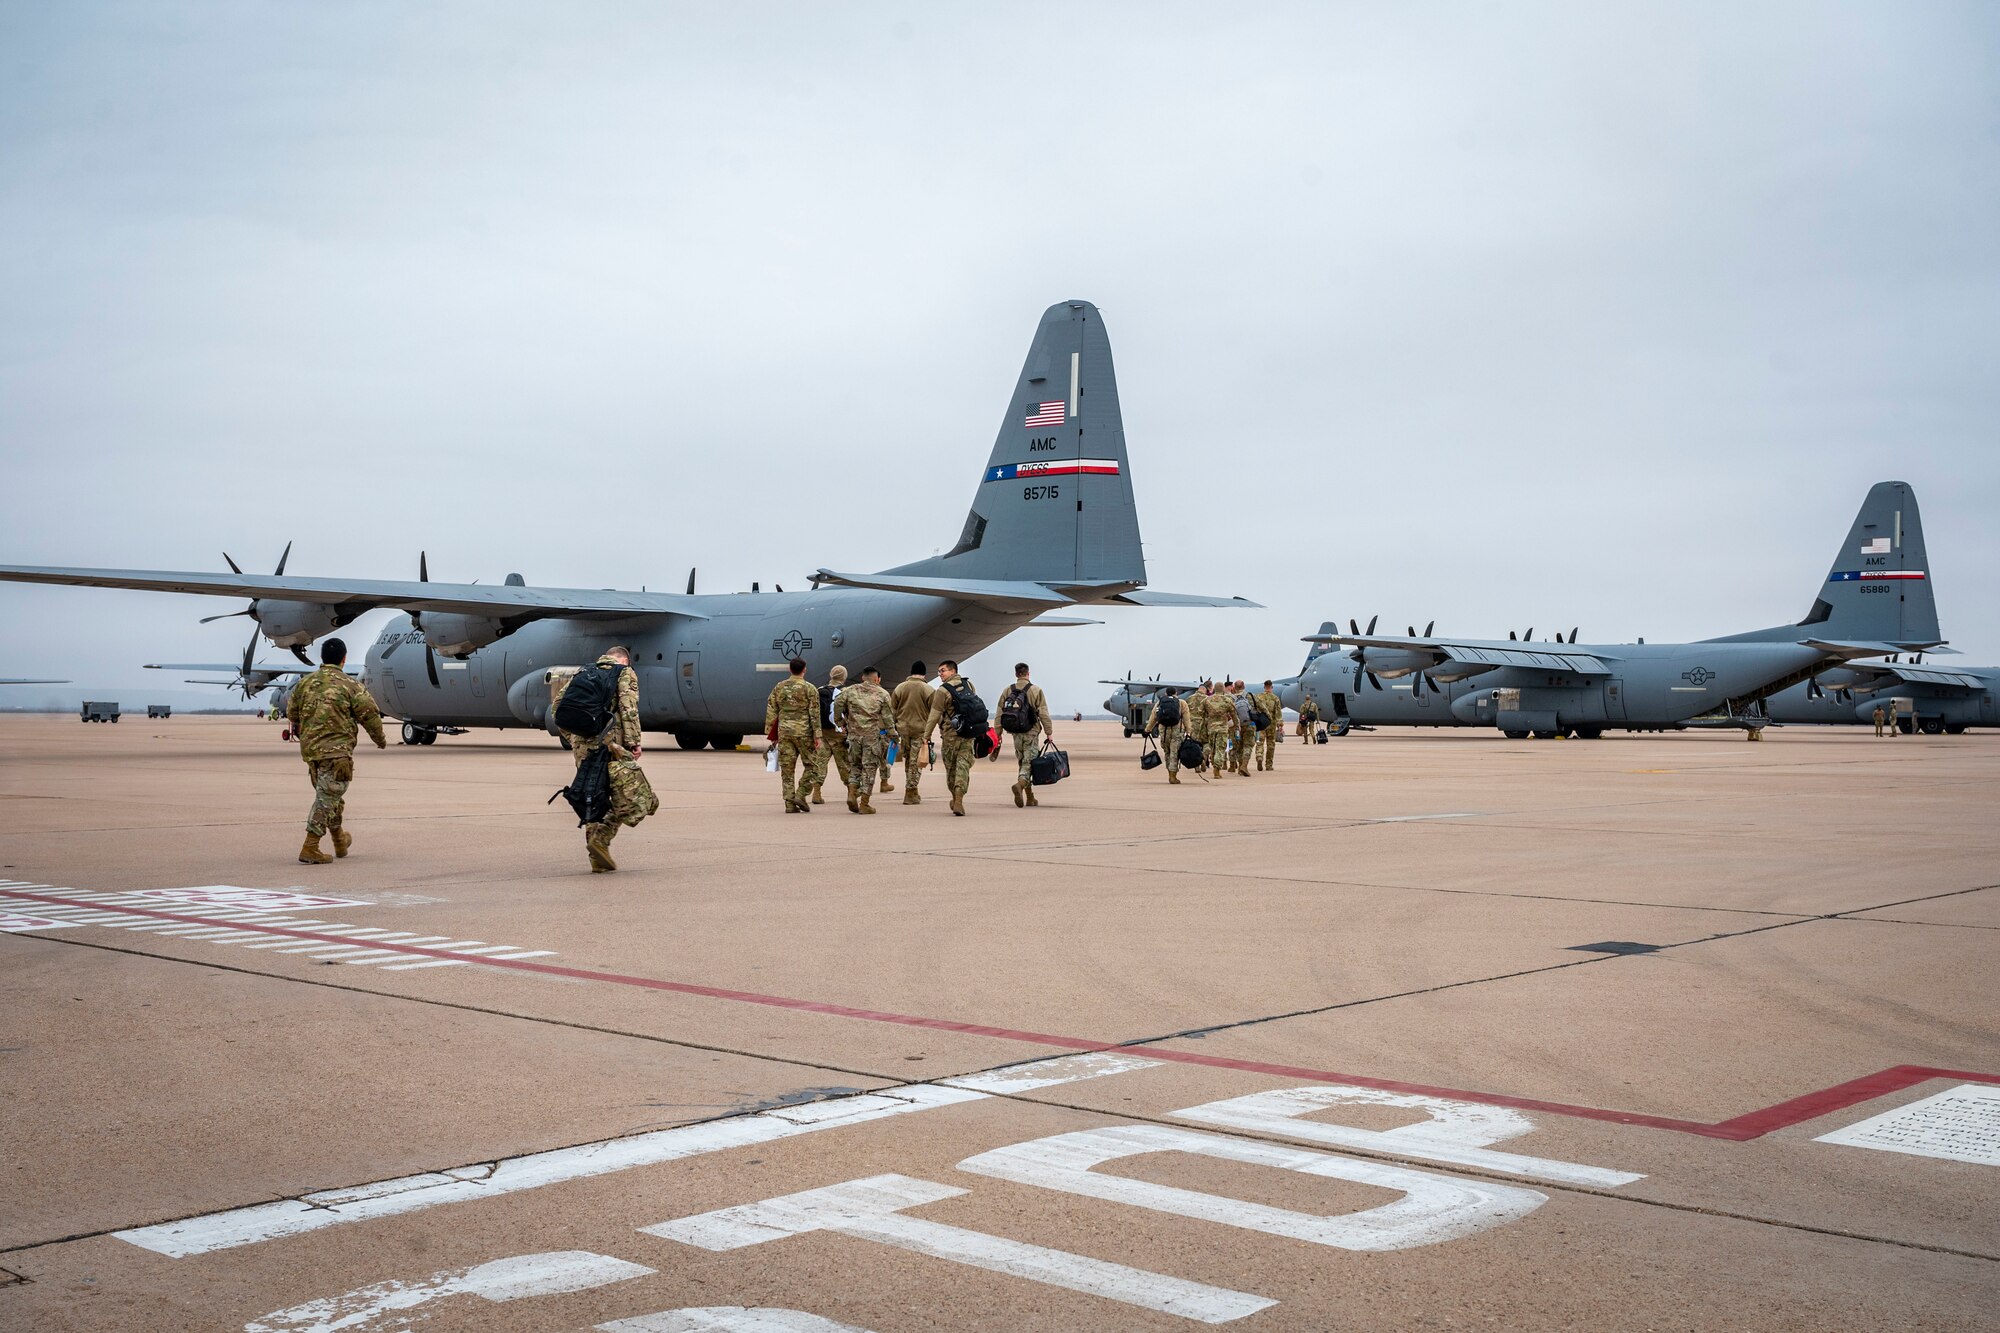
[926, 659, 987, 816]
[1254, 680, 1283, 770]
[833, 666, 896, 812]
[1000, 662, 1053, 808]
[1146, 686, 1187, 785]
[808, 665, 850, 805]
[554, 645, 659, 872]
[1204, 682, 1241, 777]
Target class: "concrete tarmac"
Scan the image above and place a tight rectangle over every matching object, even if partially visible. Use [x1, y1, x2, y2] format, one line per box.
[0, 714, 1994, 1330]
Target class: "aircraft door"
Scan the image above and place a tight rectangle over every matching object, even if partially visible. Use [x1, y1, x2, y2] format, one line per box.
[1604, 678, 1626, 720]
[677, 651, 709, 720]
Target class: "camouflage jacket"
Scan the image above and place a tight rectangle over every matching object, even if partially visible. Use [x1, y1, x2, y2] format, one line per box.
[558, 655, 641, 751]
[832, 680, 895, 737]
[765, 676, 821, 735]
[925, 677, 981, 738]
[1145, 695, 1185, 732]
[1205, 691, 1240, 735]
[286, 665, 385, 761]
[1002, 680, 1053, 737]
[1254, 691, 1283, 726]
[892, 675, 937, 733]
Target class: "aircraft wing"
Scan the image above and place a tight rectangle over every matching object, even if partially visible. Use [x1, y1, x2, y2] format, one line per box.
[1305, 633, 1614, 677]
[143, 662, 316, 674]
[0, 567, 709, 621]
[1876, 665, 1987, 689]
[0, 678, 69, 684]
[1097, 679, 1204, 696]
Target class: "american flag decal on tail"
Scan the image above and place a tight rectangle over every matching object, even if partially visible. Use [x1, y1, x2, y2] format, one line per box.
[1023, 400, 1065, 428]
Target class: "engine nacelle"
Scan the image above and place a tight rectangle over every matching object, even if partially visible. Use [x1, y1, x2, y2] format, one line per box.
[1358, 648, 1440, 680]
[1853, 695, 1914, 723]
[253, 599, 342, 647]
[419, 614, 509, 658]
[1814, 667, 1871, 693]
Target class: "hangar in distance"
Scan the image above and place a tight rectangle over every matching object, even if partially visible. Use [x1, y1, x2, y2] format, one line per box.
[1300, 481, 1945, 738]
[0, 300, 1253, 749]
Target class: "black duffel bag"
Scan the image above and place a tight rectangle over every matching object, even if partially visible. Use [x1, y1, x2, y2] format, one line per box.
[1139, 737, 1162, 770]
[1178, 736, 1206, 770]
[1030, 739, 1070, 786]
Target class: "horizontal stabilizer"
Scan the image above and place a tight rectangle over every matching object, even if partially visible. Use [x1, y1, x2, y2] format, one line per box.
[1105, 590, 1261, 609]
[810, 569, 1073, 610]
[144, 662, 314, 674]
[1801, 639, 1938, 660]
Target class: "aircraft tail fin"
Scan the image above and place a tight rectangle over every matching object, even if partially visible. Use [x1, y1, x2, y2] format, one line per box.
[1715, 481, 1941, 647]
[1301, 622, 1341, 674]
[884, 300, 1144, 588]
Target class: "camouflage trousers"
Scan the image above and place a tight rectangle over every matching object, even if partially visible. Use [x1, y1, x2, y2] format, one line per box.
[847, 733, 889, 793]
[939, 733, 975, 797]
[571, 738, 658, 844]
[808, 727, 849, 793]
[1012, 731, 1040, 784]
[1157, 725, 1185, 774]
[304, 757, 353, 836]
[775, 727, 819, 808]
[1257, 726, 1278, 768]
[1234, 730, 1253, 773]
[899, 728, 929, 795]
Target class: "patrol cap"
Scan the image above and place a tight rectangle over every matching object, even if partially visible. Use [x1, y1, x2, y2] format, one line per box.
[828, 665, 848, 683]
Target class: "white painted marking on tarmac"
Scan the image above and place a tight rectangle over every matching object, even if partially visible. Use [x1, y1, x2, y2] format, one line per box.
[944, 1051, 1164, 1093]
[116, 1084, 989, 1256]
[1360, 812, 1482, 823]
[645, 1174, 1273, 1324]
[243, 1250, 652, 1331]
[139, 887, 369, 911]
[1173, 1085, 1645, 1187]
[0, 912, 77, 933]
[960, 1124, 1546, 1250]
[601, 1310, 878, 1333]
[1814, 1084, 2000, 1166]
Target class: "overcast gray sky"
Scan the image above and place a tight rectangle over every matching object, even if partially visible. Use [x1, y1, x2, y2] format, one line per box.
[2, 2, 1995, 713]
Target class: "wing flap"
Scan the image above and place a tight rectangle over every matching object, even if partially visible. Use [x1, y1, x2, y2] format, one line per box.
[811, 570, 1073, 609]
[1106, 590, 1261, 608]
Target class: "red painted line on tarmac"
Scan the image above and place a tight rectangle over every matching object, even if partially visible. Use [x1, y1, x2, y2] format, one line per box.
[9, 887, 1995, 1141]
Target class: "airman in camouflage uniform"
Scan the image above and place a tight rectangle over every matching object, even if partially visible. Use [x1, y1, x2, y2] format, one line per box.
[1205, 682, 1241, 777]
[924, 659, 982, 815]
[1298, 696, 1320, 738]
[557, 646, 656, 872]
[1002, 663, 1053, 808]
[764, 658, 822, 813]
[1254, 680, 1284, 770]
[1146, 687, 1187, 784]
[807, 664, 850, 804]
[833, 666, 895, 812]
[892, 662, 938, 805]
[1231, 681, 1258, 775]
[285, 638, 385, 864]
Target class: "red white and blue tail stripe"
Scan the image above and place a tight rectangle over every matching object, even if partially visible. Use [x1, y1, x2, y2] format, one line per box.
[985, 458, 1121, 482]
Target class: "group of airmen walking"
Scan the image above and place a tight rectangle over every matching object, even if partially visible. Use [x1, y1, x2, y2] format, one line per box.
[1142, 679, 1285, 783]
[764, 657, 1056, 816]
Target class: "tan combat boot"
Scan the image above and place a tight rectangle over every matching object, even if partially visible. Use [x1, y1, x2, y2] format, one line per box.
[1024, 785, 1039, 807]
[904, 789, 921, 805]
[859, 789, 876, 814]
[810, 785, 824, 805]
[880, 773, 894, 794]
[330, 820, 352, 858]
[1011, 780, 1025, 808]
[847, 784, 861, 813]
[298, 833, 333, 865]
[950, 793, 965, 816]
[1168, 771, 1181, 785]
[586, 824, 617, 872]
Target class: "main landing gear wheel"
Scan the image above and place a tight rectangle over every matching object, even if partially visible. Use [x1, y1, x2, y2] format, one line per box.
[1574, 726, 1603, 739]
[1531, 729, 1559, 740]
[709, 735, 743, 751]
[1328, 717, 1352, 737]
[1920, 719, 1945, 735]
[1946, 724, 1967, 735]
[401, 722, 419, 745]
[1502, 729, 1529, 739]
[674, 732, 706, 751]
[419, 728, 437, 745]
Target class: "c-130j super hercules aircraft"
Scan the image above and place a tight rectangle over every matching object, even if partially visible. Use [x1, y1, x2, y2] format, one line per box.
[0, 301, 1253, 748]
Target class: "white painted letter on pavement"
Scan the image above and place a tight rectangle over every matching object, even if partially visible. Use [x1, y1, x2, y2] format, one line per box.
[244, 1251, 652, 1331]
[959, 1124, 1547, 1251]
[1172, 1085, 1645, 1187]
[643, 1173, 1273, 1324]
[600, 1309, 879, 1332]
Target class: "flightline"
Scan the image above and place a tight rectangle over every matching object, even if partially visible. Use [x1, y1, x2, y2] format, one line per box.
[2, 881, 1992, 1143]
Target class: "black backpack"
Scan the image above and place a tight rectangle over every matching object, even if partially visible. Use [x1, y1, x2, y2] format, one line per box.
[553, 663, 624, 737]
[1157, 694, 1182, 727]
[999, 683, 1036, 734]
[819, 683, 839, 728]
[943, 679, 988, 738]
[547, 746, 611, 826]
[1250, 707, 1271, 731]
